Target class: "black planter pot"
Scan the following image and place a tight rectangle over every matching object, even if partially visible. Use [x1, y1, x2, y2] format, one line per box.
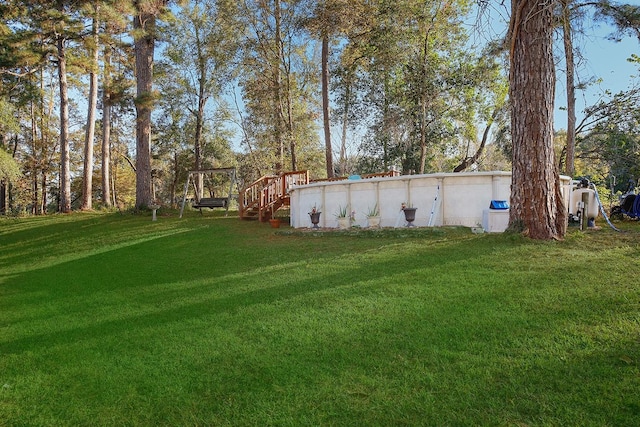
[309, 211, 322, 228]
[403, 207, 417, 227]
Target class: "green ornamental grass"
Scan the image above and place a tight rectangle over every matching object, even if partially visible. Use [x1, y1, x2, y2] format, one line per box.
[0, 211, 638, 425]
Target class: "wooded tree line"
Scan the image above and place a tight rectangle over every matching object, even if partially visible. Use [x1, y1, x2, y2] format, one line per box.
[1, 0, 639, 239]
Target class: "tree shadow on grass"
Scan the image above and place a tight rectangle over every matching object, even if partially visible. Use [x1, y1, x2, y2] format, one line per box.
[2, 220, 639, 425]
[0, 228, 510, 356]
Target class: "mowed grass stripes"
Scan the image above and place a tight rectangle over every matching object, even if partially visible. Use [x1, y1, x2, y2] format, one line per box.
[1, 212, 638, 425]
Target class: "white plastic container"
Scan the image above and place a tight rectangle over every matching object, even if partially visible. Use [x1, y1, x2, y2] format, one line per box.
[482, 209, 510, 233]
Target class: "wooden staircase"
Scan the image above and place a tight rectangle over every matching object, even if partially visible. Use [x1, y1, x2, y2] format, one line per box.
[239, 171, 309, 221]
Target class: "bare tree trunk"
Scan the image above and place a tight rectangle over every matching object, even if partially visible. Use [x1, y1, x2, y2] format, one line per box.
[418, 8, 439, 175]
[82, 6, 100, 210]
[57, 33, 71, 213]
[418, 99, 428, 174]
[0, 167, 4, 213]
[418, 34, 429, 174]
[133, 9, 155, 208]
[41, 171, 47, 214]
[322, 33, 333, 178]
[194, 91, 205, 199]
[194, 23, 205, 199]
[509, 0, 566, 240]
[339, 114, 348, 175]
[111, 152, 117, 207]
[101, 22, 114, 207]
[562, 0, 576, 178]
[30, 101, 39, 214]
[0, 180, 5, 214]
[284, 66, 297, 171]
[31, 171, 38, 215]
[38, 67, 49, 214]
[171, 151, 178, 208]
[0, 135, 6, 213]
[339, 72, 351, 176]
[7, 135, 19, 212]
[382, 76, 390, 172]
[101, 60, 112, 207]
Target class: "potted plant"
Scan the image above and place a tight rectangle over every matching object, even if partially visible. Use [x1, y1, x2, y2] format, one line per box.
[401, 203, 417, 227]
[335, 205, 351, 229]
[366, 203, 381, 228]
[308, 205, 322, 228]
[269, 217, 281, 228]
[269, 205, 281, 228]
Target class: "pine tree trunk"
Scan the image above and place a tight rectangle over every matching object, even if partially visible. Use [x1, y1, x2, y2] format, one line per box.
[509, 0, 567, 239]
[102, 81, 112, 207]
[339, 73, 351, 176]
[322, 33, 333, 178]
[133, 10, 155, 209]
[0, 180, 5, 214]
[57, 35, 71, 213]
[274, 0, 284, 173]
[171, 151, 178, 208]
[0, 136, 4, 212]
[195, 90, 205, 199]
[285, 70, 297, 171]
[41, 171, 47, 214]
[31, 168, 38, 215]
[82, 7, 100, 210]
[101, 30, 112, 207]
[194, 22, 205, 199]
[30, 102, 39, 214]
[562, 0, 576, 178]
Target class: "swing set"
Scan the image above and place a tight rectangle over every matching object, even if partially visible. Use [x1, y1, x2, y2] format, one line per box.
[179, 168, 237, 218]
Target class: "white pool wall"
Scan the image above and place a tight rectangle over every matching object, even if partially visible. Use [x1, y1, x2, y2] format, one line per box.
[289, 171, 572, 230]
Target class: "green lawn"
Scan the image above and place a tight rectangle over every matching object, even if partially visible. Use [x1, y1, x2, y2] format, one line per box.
[1, 211, 639, 426]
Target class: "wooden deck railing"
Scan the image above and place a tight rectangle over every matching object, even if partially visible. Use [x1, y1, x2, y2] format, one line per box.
[239, 175, 275, 219]
[239, 170, 309, 221]
[239, 169, 397, 221]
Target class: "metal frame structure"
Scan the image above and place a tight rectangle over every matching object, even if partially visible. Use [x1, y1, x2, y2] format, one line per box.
[179, 168, 237, 218]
